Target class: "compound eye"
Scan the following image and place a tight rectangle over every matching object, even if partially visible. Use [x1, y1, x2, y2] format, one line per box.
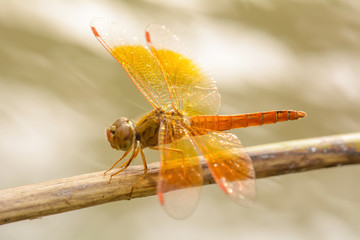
[108, 125, 116, 135]
[106, 118, 135, 151]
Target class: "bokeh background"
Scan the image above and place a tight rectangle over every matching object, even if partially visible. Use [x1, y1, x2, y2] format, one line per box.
[1, 0, 359, 239]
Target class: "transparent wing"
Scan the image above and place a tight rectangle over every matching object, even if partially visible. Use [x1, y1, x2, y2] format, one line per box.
[157, 120, 202, 219]
[90, 18, 172, 109]
[146, 24, 221, 116]
[193, 131, 256, 205]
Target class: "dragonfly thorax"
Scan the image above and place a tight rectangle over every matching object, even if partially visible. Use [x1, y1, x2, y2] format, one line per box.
[135, 110, 163, 148]
[136, 109, 186, 149]
[107, 117, 137, 151]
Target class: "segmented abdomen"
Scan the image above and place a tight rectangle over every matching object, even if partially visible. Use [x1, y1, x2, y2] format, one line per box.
[190, 110, 306, 131]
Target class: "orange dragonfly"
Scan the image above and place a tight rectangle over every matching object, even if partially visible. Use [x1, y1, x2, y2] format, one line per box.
[91, 19, 306, 219]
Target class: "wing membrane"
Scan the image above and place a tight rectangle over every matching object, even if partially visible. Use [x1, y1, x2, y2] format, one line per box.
[157, 120, 202, 219]
[192, 131, 256, 205]
[146, 24, 221, 116]
[91, 19, 172, 109]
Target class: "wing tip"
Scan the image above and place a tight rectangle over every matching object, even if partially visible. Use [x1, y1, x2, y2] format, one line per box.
[158, 192, 164, 205]
[90, 18, 108, 38]
[91, 26, 100, 37]
[145, 31, 151, 43]
[145, 24, 171, 44]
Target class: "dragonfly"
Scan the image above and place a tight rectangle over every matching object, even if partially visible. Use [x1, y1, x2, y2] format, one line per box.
[90, 19, 306, 219]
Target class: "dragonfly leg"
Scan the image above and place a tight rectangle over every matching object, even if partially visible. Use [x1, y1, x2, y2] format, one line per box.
[150, 146, 186, 176]
[129, 147, 148, 198]
[104, 145, 133, 175]
[107, 144, 139, 183]
[150, 146, 185, 164]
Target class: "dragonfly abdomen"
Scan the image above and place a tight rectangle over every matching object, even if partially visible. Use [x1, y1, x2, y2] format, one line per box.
[190, 110, 306, 131]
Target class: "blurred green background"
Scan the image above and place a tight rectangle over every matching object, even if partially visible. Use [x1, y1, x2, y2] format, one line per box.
[0, 0, 359, 239]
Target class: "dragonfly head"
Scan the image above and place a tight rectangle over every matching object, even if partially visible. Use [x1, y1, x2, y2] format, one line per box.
[106, 117, 136, 151]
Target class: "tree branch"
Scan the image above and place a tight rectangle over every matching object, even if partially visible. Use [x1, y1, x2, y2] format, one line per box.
[1, 132, 359, 225]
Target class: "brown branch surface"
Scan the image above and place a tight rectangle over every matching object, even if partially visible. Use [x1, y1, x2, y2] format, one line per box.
[1, 132, 359, 225]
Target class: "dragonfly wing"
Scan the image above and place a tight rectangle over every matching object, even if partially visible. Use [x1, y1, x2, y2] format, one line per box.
[193, 131, 256, 205]
[91, 19, 173, 109]
[145, 24, 221, 116]
[157, 120, 203, 219]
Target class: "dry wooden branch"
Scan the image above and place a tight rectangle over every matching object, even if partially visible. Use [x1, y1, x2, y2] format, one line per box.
[1, 132, 359, 225]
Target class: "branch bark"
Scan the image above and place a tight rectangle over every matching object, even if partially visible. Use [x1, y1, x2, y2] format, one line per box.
[1, 132, 359, 225]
